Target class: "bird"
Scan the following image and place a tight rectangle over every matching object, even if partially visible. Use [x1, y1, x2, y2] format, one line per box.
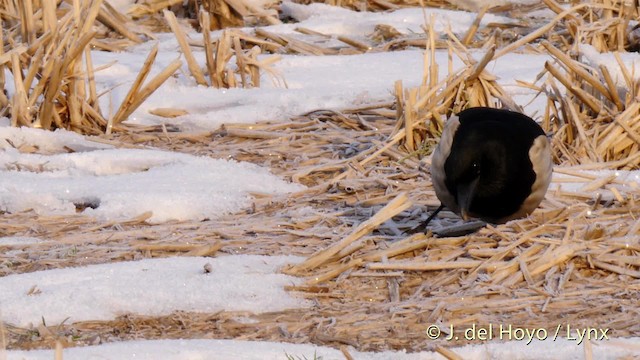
[418, 107, 553, 231]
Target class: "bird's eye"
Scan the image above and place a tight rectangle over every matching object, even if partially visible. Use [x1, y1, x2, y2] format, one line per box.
[472, 162, 480, 175]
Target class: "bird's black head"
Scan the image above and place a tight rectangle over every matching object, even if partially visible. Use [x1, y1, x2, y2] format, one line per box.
[442, 107, 542, 222]
[444, 128, 509, 220]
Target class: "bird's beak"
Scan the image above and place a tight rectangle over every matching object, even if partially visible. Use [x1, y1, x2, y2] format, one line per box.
[457, 178, 479, 221]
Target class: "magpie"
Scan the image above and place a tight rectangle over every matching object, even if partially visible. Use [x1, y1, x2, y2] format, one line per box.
[418, 107, 553, 231]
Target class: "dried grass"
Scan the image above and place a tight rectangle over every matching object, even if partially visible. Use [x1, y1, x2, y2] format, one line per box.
[0, 0, 179, 134]
[542, 0, 639, 52]
[536, 39, 640, 169]
[394, 23, 518, 156]
[109, 44, 183, 132]
[0, 0, 144, 47]
[2, 0, 640, 355]
[129, 0, 280, 30]
[292, 0, 459, 12]
[2, 103, 639, 352]
[164, 9, 284, 89]
[1, 0, 106, 133]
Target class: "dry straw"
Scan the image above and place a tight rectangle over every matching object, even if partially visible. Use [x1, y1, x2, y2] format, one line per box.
[255, 0, 640, 349]
[129, 0, 280, 29]
[109, 44, 183, 132]
[293, 0, 457, 12]
[537, 44, 640, 168]
[393, 19, 519, 155]
[164, 9, 284, 89]
[0, 0, 179, 134]
[2, 100, 640, 351]
[542, 0, 639, 52]
[504, 0, 640, 169]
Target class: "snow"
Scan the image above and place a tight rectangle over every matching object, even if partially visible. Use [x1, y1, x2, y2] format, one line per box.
[104, 0, 136, 13]
[0, 124, 112, 153]
[0, 236, 45, 246]
[278, 2, 515, 36]
[0, 127, 302, 223]
[5, 337, 640, 360]
[580, 44, 640, 89]
[90, 48, 550, 130]
[550, 169, 640, 204]
[446, 0, 539, 12]
[0, 255, 309, 328]
[85, 4, 550, 130]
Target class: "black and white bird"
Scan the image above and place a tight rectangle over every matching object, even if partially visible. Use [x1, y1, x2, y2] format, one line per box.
[422, 107, 553, 229]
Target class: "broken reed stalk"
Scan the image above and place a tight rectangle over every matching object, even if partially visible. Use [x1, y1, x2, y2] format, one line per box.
[140, 0, 280, 30]
[403, 86, 416, 152]
[148, 108, 189, 118]
[109, 44, 157, 126]
[10, 53, 28, 127]
[203, 0, 246, 29]
[200, 10, 217, 86]
[164, 9, 208, 86]
[435, 346, 464, 360]
[541, 40, 640, 168]
[462, 5, 488, 46]
[367, 260, 488, 271]
[233, 36, 248, 87]
[0, 0, 177, 134]
[184, 242, 223, 257]
[42, 0, 57, 33]
[495, 3, 591, 58]
[55, 341, 63, 360]
[97, 1, 144, 44]
[129, 0, 183, 19]
[0, 31, 5, 114]
[394, 29, 516, 159]
[0, 318, 6, 358]
[285, 192, 412, 275]
[163, 12, 284, 90]
[393, 19, 442, 155]
[256, 28, 337, 56]
[84, 47, 99, 109]
[19, 0, 36, 44]
[110, 56, 182, 129]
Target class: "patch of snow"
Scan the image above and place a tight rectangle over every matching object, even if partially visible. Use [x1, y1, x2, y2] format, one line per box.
[447, 0, 539, 12]
[580, 44, 640, 89]
[0, 236, 46, 246]
[5, 337, 640, 360]
[0, 255, 309, 328]
[105, 0, 136, 13]
[0, 124, 112, 153]
[550, 169, 640, 199]
[90, 46, 549, 130]
[279, 2, 515, 36]
[0, 140, 303, 223]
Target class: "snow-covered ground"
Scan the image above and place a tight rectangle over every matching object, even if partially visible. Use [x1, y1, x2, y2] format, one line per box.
[5, 337, 640, 360]
[2, 0, 640, 359]
[0, 255, 309, 328]
[90, 2, 550, 130]
[0, 126, 303, 223]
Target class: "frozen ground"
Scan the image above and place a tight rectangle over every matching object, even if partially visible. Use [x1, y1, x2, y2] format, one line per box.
[0, 126, 303, 223]
[89, 2, 550, 130]
[0, 255, 309, 328]
[5, 337, 640, 360]
[1, 0, 639, 359]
